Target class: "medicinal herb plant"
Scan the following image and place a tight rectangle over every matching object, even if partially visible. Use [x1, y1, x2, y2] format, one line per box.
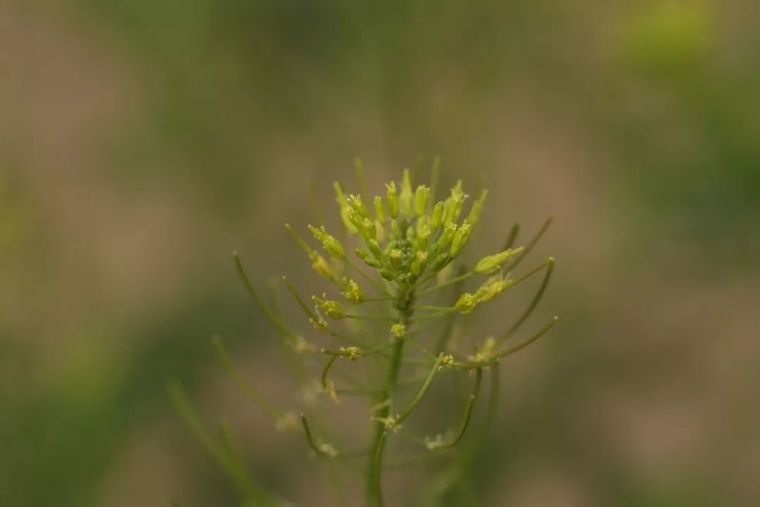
[169, 160, 558, 506]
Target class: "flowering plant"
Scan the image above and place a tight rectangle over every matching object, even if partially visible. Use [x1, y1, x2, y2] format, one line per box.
[170, 160, 557, 506]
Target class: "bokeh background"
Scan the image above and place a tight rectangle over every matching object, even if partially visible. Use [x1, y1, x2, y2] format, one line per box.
[2, 0, 759, 505]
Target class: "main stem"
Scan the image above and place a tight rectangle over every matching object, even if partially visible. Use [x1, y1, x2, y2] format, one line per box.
[365, 284, 415, 507]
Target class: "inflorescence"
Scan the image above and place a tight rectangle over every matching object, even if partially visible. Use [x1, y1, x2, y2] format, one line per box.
[171, 159, 558, 507]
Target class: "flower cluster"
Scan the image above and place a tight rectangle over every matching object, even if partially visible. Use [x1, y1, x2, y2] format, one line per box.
[172, 161, 559, 507]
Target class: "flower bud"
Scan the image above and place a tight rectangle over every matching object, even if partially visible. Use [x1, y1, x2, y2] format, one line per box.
[374, 219, 386, 244]
[400, 169, 414, 216]
[312, 254, 338, 281]
[431, 201, 444, 230]
[469, 337, 497, 363]
[385, 181, 399, 218]
[368, 238, 383, 259]
[443, 180, 466, 223]
[347, 194, 368, 217]
[454, 293, 477, 314]
[388, 248, 404, 272]
[467, 189, 488, 228]
[339, 346, 363, 360]
[430, 251, 450, 272]
[437, 221, 457, 250]
[390, 323, 406, 338]
[416, 217, 431, 249]
[356, 248, 381, 268]
[473, 276, 511, 304]
[312, 294, 347, 319]
[308, 225, 346, 259]
[374, 195, 386, 224]
[450, 221, 472, 257]
[474, 246, 524, 274]
[333, 182, 358, 234]
[411, 250, 428, 277]
[340, 277, 364, 303]
[415, 185, 430, 216]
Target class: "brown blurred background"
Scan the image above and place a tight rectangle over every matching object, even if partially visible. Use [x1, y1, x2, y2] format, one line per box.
[1, 0, 759, 505]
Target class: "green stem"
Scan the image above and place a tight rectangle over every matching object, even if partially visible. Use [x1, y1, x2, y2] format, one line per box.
[365, 285, 415, 507]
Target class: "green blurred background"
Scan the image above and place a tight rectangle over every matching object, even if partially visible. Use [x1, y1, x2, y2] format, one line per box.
[2, 0, 759, 505]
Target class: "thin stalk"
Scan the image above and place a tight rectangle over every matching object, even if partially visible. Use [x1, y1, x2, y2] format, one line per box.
[494, 316, 559, 360]
[167, 382, 278, 506]
[432, 367, 482, 449]
[212, 336, 280, 420]
[500, 257, 555, 342]
[396, 355, 443, 425]
[365, 286, 415, 507]
[321, 355, 339, 391]
[503, 222, 520, 250]
[434, 265, 469, 353]
[233, 251, 297, 340]
[417, 271, 475, 298]
[300, 414, 336, 459]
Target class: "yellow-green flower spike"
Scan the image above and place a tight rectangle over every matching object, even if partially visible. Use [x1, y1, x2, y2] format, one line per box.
[223, 163, 558, 507]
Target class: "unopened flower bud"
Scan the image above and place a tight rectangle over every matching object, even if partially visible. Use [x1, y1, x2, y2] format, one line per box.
[431, 201, 444, 229]
[400, 169, 414, 216]
[450, 221, 472, 257]
[437, 221, 457, 250]
[411, 250, 428, 277]
[312, 255, 338, 281]
[443, 180, 467, 223]
[475, 247, 524, 274]
[374, 195, 386, 224]
[388, 248, 404, 272]
[386, 181, 399, 218]
[431, 252, 450, 272]
[415, 185, 430, 216]
[356, 248, 381, 268]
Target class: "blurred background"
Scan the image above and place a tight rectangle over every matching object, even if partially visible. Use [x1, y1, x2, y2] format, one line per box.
[2, 0, 759, 505]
